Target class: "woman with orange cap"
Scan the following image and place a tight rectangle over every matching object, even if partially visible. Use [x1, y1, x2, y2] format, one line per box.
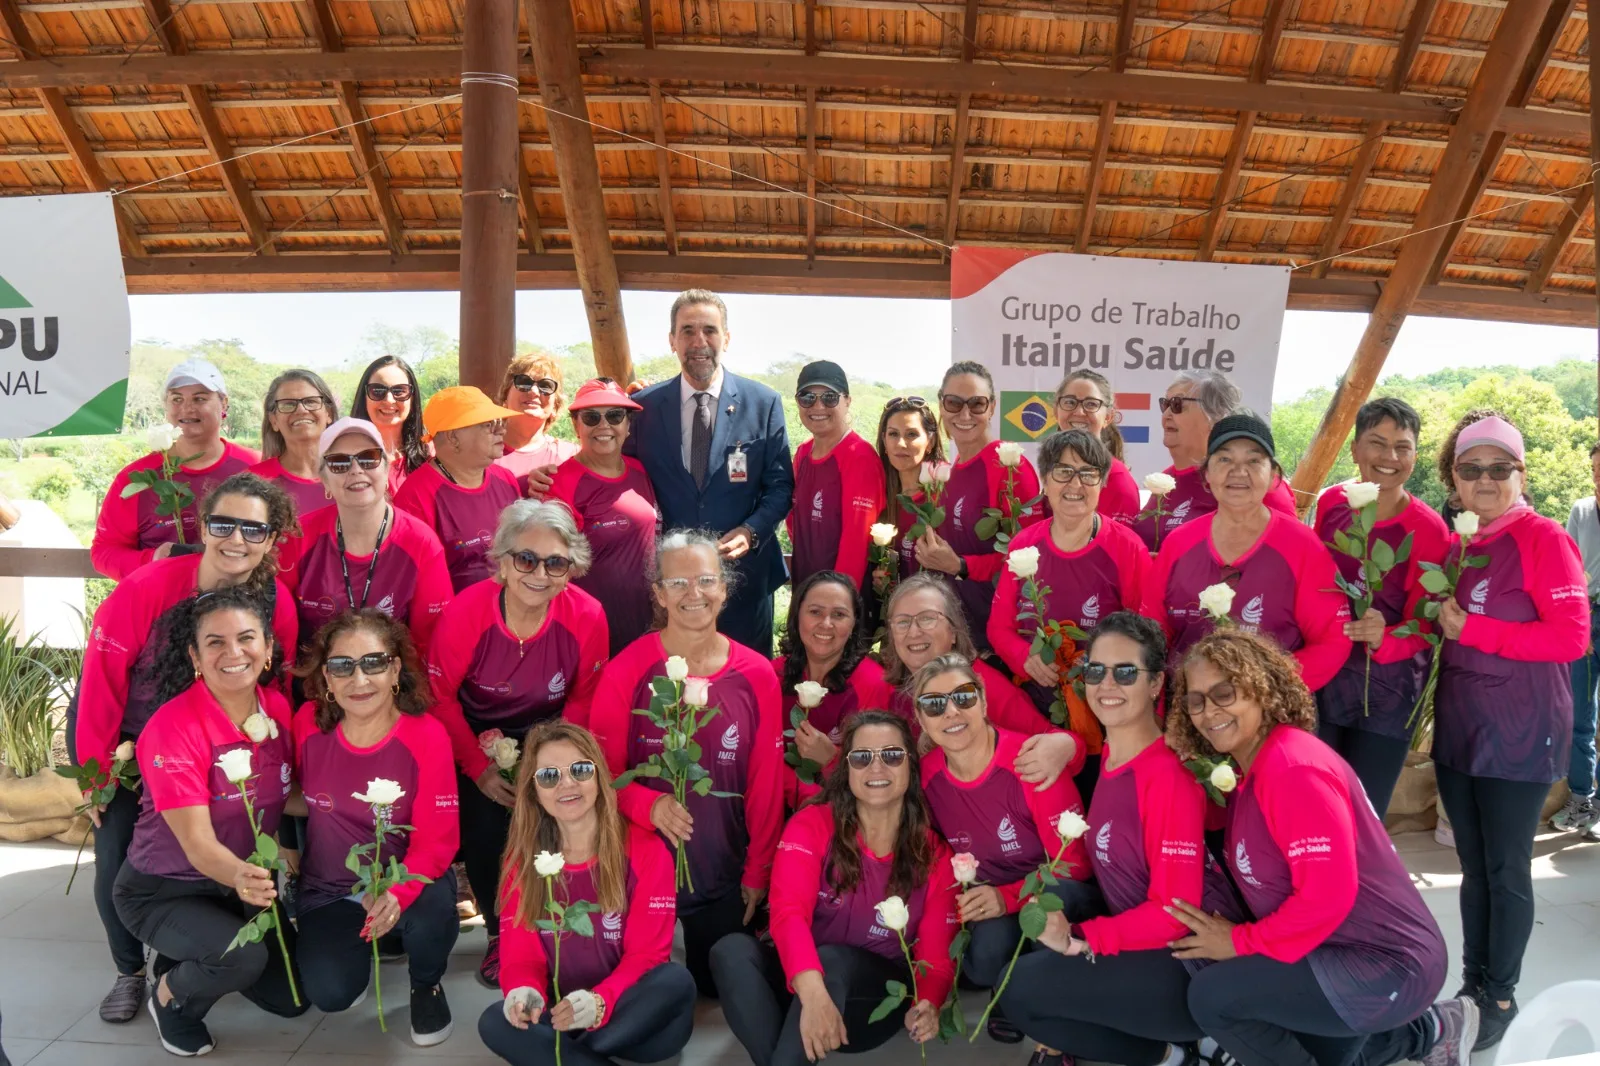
[395, 386, 524, 592]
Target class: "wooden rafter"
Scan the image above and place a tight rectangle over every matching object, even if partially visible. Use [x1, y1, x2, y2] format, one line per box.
[1076, 0, 1139, 253]
[1525, 183, 1593, 293]
[515, 146, 546, 256]
[647, 82, 679, 255]
[805, 87, 818, 260]
[638, 0, 655, 49]
[941, 0, 980, 252]
[804, 0, 817, 55]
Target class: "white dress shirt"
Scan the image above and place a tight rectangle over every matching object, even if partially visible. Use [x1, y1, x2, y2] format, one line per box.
[679, 368, 725, 470]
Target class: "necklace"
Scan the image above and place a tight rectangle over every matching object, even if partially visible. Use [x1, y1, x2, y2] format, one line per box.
[335, 505, 390, 610]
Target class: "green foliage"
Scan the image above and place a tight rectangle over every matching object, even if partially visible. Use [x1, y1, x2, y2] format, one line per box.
[31, 468, 76, 507]
[0, 614, 72, 778]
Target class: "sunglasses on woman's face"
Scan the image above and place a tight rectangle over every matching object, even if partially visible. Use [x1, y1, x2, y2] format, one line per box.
[1456, 462, 1521, 482]
[846, 746, 909, 770]
[323, 448, 385, 474]
[1083, 662, 1148, 686]
[578, 408, 628, 427]
[511, 550, 572, 577]
[1184, 681, 1238, 717]
[796, 389, 842, 409]
[534, 761, 597, 789]
[205, 514, 273, 544]
[324, 652, 396, 678]
[513, 375, 559, 395]
[1158, 395, 1196, 415]
[272, 396, 328, 414]
[914, 682, 980, 717]
[940, 394, 992, 416]
[365, 383, 413, 402]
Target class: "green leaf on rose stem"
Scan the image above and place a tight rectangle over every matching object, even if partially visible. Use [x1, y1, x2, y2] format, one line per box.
[929, 507, 946, 527]
[1464, 555, 1488, 568]
[908, 520, 927, 539]
[869, 984, 908, 1024]
[1424, 633, 1441, 646]
[1420, 600, 1441, 620]
[897, 494, 918, 516]
[1418, 561, 1442, 573]
[709, 790, 741, 798]
[1419, 570, 1449, 595]
[650, 677, 679, 702]
[535, 918, 557, 932]
[1039, 863, 1059, 886]
[693, 777, 714, 797]
[783, 749, 801, 768]
[1037, 893, 1064, 914]
[949, 927, 971, 960]
[255, 834, 278, 864]
[795, 759, 822, 784]
[567, 911, 596, 938]
[612, 769, 640, 788]
[1018, 902, 1048, 939]
[790, 707, 806, 729]
[975, 514, 999, 542]
[1393, 533, 1412, 567]
[1391, 622, 1417, 638]
[1021, 871, 1041, 898]
[1048, 699, 1068, 726]
[1364, 560, 1383, 587]
[345, 850, 364, 875]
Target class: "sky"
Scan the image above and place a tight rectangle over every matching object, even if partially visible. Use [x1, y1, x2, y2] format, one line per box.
[127, 288, 1598, 403]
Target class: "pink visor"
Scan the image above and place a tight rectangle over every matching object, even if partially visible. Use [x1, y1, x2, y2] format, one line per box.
[1453, 415, 1524, 462]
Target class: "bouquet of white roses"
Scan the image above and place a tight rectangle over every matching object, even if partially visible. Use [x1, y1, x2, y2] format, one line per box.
[346, 778, 431, 1032]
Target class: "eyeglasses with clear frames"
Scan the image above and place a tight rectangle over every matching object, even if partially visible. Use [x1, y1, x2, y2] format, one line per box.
[888, 610, 947, 635]
[659, 574, 723, 593]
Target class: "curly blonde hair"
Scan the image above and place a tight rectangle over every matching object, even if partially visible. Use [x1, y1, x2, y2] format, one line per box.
[1165, 629, 1317, 760]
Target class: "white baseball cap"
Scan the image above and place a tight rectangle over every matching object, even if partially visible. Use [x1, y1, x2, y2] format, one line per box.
[165, 358, 227, 394]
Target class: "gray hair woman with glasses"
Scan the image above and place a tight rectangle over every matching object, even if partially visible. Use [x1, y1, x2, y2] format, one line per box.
[249, 369, 338, 521]
[425, 498, 609, 989]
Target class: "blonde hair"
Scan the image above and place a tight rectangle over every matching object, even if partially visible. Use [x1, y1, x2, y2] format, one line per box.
[498, 352, 566, 417]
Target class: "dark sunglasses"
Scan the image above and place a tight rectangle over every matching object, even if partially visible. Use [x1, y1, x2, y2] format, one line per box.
[325, 652, 396, 678]
[534, 761, 597, 789]
[365, 383, 413, 402]
[323, 448, 385, 474]
[205, 514, 273, 544]
[1047, 465, 1104, 486]
[1184, 681, 1238, 716]
[1083, 662, 1150, 686]
[578, 408, 628, 427]
[845, 746, 909, 770]
[513, 375, 559, 395]
[511, 550, 572, 577]
[796, 389, 843, 409]
[914, 682, 980, 717]
[940, 394, 992, 416]
[1456, 462, 1522, 482]
[1158, 396, 1196, 415]
[272, 396, 328, 414]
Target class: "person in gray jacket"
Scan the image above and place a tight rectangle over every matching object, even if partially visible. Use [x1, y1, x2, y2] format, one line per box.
[1554, 440, 1600, 837]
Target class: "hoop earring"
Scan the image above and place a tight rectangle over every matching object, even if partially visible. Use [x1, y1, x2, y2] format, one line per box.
[324, 487, 333, 499]
[324, 690, 337, 703]
[391, 683, 400, 696]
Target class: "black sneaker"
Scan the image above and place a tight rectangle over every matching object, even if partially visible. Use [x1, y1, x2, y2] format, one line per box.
[986, 1013, 1025, 1044]
[409, 983, 453, 1047]
[148, 989, 215, 1057]
[376, 932, 407, 964]
[99, 972, 147, 1023]
[1473, 995, 1518, 1051]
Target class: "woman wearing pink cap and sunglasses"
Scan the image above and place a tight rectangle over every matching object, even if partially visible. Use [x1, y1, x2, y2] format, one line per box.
[546, 379, 660, 655]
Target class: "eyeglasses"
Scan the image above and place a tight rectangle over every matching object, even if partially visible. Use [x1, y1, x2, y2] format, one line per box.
[888, 610, 947, 635]
[796, 389, 842, 409]
[1158, 396, 1197, 415]
[845, 746, 908, 770]
[534, 761, 597, 789]
[513, 375, 559, 395]
[1184, 681, 1238, 717]
[323, 448, 385, 474]
[887, 395, 929, 411]
[941, 395, 992, 416]
[1083, 662, 1150, 686]
[659, 574, 723, 593]
[205, 515, 273, 544]
[365, 383, 413, 403]
[1056, 397, 1105, 414]
[1456, 462, 1522, 482]
[471, 419, 507, 435]
[1047, 465, 1104, 486]
[272, 396, 328, 414]
[324, 652, 396, 678]
[510, 551, 572, 577]
[914, 682, 980, 717]
[578, 408, 628, 427]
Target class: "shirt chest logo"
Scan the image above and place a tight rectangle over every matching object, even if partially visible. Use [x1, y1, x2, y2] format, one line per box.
[1468, 578, 1490, 614]
[1094, 820, 1112, 864]
[998, 815, 1022, 853]
[953, 498, 965, 529]
[1240, 594, 1265, 627]
[1080, 594, 1101, 625]
[601, 912, 623, 940]
[811, 490, 826, 520]
[374, 593, 396, 616]
[1167, 499, 1192, 526]
[719, 723, 741, 762]
[1234, 840, 1263, 887]
[548, 671, 567, 698]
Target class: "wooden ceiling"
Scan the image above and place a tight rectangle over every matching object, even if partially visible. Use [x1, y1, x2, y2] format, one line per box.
[0, 0, 1595, 325]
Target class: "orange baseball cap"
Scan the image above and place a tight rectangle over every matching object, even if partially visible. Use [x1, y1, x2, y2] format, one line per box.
[568, 378, 642, 412]
[421, 386, 522, 442]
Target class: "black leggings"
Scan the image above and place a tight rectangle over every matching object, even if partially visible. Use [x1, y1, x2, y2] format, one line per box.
[1317, 722, 1410, 821]
[680, 888, 753, 998]
[999, 946, 1202, 1064]
[1187, 955, 1435, 1066]
[477, 962, 696, 1065]
[711, 934, 913, 1066]
[112, 865, 309, 1021]
[962, 878, 1105, 988]
[296, 872, 460, 1012]
[460, 772, 513, 938]
[65, 700, 145, 978]
[1434, 765, 1548, 1002]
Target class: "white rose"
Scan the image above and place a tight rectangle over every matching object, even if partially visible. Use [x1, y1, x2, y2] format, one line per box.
[492, 737, 520, 771]
[1143, 472, 1177, 496]
[996, 442, 1024, 468]
[1344, 481, 1381, 510]
[1210, 763, 1238, 793]
[869, 523, 897, 548]
[144, 423, 180, 453]
[1198, 583, 1236, 619]
[932, 462, 953, 484]
[114, 741, 136, 764]
[683, 678, 711, 708]
[1006, 545, 1041, 580]
[951, 852, 980, 886]
[215, 748, 253, 783]
[665, 656, 690, 683]
[1055, 809, 1090, 843]
[1453, 511, 1480, 538]
[874, 895, 911, 932]
[533, 851, 566, 878]
[353, 777, 406, 807]
[241, 712, 270, 744]
[794, 680, 828, 709]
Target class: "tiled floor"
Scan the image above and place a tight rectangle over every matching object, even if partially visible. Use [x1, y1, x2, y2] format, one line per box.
[1, 829, 1596, 1066]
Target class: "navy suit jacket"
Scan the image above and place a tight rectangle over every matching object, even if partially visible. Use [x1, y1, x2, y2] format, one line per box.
[625, 371, 794, 598]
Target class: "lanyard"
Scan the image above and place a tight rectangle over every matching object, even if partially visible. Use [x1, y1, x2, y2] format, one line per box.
[336, 506, 390, 611]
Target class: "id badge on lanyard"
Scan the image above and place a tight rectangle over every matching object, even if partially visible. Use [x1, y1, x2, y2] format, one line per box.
[728, 442, 749, 484]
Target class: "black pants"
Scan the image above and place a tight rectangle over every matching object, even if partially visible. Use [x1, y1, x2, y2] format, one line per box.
[720, 580, 775, 659]
[477, 962, 696, 1065]
[1000, 946, 1202, 1064]
[296, 872, 460, 1012]
[112, 865, 309, 1021]
[962, 878, 1105, 988]
[1317, 722, 1410, 820]
[1435, 765, 1548, 1002]
[711, 934, 913, 1066]
[65, 699, 146, 978]
[1188, 956, 1434, 1066]
[681, 889, 752, 998]
[460, 772, 514, 938]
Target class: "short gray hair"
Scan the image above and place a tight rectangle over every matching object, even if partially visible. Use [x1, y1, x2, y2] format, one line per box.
[1170, 370, 1240, 424]
[490, 500, 592, 578]
[651, 529, 738, 589]
[669, 289, 728, 333]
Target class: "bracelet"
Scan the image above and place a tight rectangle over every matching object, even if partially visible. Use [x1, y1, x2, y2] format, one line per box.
[592, 992, 607, 1027]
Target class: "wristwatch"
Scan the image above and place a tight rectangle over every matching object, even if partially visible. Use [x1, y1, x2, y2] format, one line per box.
[956, 557, 969, 580]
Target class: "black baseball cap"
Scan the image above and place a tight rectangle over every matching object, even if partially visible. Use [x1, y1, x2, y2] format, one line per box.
[796, 360, 849, 397]
[1207, 412, 1276, 460]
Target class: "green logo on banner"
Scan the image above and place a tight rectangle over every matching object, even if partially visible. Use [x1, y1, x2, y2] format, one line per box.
[1000, 391, 1053, 441]
[0, 275, 30, 309]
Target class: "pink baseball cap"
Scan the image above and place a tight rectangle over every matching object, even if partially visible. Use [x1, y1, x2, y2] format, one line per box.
[319, 416, 385, 456]
[1453, 415, 1524, 462]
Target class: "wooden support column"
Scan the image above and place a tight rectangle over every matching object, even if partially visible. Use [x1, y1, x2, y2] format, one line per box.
[527, 0, 633, 385]
[1290, 0, 1561, 505]
[458, 0, 520, 393]
[941, 0, 980, 252]
[1590, 0, 1600, 425]
[1077, 0, 1139, 253]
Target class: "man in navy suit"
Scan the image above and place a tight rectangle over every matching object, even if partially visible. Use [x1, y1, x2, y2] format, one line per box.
[625, 290, 793, 654]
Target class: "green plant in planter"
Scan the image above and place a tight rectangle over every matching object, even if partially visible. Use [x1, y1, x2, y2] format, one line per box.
[0, 614, 73, 779]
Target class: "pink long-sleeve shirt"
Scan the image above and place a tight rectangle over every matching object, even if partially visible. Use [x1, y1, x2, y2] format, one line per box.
[393, 461, 521, 592]
[1097, 458, 1141, 526]
[935, 441, 1046, 648]
[546, 455, 659, 656]
[92, 440, 260, 580]
[1129, 463, 1297, 552]
[246, 457, 329, 525]
[773, 655, 882, 810]
[789, 431, 887, 591]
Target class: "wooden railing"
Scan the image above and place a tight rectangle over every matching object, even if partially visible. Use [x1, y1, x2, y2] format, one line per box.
[0, 546, 102, 579]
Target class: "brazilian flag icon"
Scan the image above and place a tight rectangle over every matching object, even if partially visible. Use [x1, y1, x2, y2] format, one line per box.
[1001, 392, 1053, 441]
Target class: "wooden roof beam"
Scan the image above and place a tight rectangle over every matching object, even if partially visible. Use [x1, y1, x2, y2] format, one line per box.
[515, 147, 546, 256]
[805, 87, 818, 260]
[1290, 0, 1561, 505]
[942, 0, 980, 252]
[1524, 183, 1592, 293]
[637, 8, 678, 257]
[1077, 0, 1139, 253]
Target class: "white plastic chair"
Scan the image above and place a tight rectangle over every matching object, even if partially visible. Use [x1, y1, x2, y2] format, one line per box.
[1494, 980, 1600, 1064]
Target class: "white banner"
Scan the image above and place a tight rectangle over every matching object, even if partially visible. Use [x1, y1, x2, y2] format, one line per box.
[950, 248, 1289, 477]
[0, 193, 131, 437]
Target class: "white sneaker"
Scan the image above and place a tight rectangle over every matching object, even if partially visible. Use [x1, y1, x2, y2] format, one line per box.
[1550, 794, 1598, 832]
[1435, 820, 1455, 848]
